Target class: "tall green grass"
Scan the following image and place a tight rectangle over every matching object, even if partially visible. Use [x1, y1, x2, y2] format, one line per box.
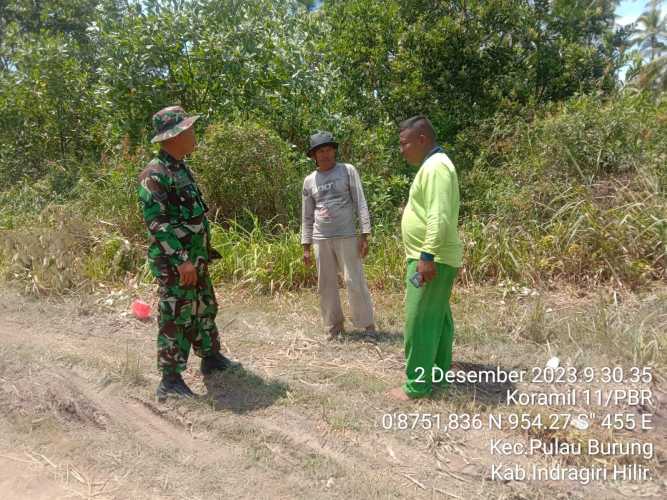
[459, 92, 666, 287]
[208, 215, 315, 293]
[1, 92, 664, 295]
[461, 180, 665, 287]
[207, 214, 406, 293]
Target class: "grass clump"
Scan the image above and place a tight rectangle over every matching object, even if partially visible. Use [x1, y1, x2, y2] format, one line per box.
[0, 207, 92, 295]
[83, 233, 141, 284]
[208, 214, 316, 293]
[460, 92, 666, 287]
[207, 214, 406, 293]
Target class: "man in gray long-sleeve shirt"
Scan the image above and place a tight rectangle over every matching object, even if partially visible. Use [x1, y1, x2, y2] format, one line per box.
[301, 131, 375, 339]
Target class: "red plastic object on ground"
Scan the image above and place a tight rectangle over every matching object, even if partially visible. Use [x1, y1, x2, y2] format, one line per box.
[131, 299, 151, 320]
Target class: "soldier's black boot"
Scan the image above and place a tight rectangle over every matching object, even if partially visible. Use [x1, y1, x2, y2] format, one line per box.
[156, 373, 195, 401]
[201, 351, 241, 375]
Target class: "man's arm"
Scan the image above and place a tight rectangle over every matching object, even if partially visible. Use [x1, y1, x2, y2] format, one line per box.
[347, 165, 371, 258]
[346, 164, 371, 235]
[301, 177, 315, 266]
[418, 164, 453, 282]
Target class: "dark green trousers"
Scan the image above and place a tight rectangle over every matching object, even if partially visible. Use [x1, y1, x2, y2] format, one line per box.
[155, 264, 220, 374]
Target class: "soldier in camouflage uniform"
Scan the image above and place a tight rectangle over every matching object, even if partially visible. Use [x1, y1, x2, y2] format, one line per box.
[138, 105, 239, 401]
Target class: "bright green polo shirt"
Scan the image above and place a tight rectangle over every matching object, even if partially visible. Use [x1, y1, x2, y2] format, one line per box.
[401, 150, 463, 267]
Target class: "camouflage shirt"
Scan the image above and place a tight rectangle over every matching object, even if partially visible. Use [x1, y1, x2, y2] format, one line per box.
[138, 150, 211, 270]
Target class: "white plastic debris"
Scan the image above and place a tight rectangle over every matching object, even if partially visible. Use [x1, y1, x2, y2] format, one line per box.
[546, 356, 560, 369]
[571, 416, 589, 431]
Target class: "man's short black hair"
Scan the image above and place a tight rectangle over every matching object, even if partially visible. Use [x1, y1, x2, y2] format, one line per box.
[399, 115, 436, 141]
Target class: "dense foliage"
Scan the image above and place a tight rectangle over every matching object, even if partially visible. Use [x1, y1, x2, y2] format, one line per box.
[0, 0, 633, 183]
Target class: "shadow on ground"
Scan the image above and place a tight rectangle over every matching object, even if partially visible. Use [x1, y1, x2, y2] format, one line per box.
[338, 330, 403, 345]
[431, 361, 517, 406]
[203, 367, 288, 414]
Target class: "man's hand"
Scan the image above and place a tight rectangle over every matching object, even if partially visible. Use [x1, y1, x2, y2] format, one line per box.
[177, 261, 198, 287]
[358, 234, 369, 258]
[303, 245, 313, 267]
[417, 259, 437, 283]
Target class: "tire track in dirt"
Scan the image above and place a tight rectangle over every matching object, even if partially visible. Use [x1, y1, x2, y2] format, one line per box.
[1, 360, 336, 499]
[0, 314, 334, 497]
[0, 290, 517, 498]
[0, 293, 440, 498]
[246, 405, 479, 498]
[64, 374, 199, 453]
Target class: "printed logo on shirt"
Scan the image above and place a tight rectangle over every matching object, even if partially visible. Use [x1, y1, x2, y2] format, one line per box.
[315, 182, 334, 193]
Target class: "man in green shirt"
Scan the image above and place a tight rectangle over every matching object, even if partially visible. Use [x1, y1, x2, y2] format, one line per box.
[388, 115, 463, 401]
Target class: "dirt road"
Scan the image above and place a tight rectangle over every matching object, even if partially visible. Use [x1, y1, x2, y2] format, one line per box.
[0, 285, 664, 499]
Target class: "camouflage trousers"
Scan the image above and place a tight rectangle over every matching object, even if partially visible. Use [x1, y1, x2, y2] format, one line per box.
[155, 263, 220, 375]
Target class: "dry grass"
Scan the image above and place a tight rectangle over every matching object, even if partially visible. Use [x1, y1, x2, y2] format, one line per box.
[0, 283, 664, 499]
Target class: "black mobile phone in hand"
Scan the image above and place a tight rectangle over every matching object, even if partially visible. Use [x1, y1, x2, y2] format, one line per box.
[409, 272, 423, 288]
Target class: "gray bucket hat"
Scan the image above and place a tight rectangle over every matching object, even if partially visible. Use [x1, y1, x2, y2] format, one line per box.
[150, 106, 200, 144]
[307, 131, 338, 156]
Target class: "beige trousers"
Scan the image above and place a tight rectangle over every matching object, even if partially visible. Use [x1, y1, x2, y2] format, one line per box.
[313, 237, 374, 334]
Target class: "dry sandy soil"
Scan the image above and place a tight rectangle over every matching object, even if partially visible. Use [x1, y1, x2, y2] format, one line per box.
[0, 283, 665, 499]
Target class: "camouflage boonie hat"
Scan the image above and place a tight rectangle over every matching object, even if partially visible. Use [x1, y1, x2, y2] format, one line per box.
[150, 105, 200, 144]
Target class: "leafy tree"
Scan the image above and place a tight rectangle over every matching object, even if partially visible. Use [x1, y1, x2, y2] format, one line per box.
[629, 52, 667, 91]
[640, 56, 667, 90]
[90, 0, 336, 146]
[0, 0, 639, 206]
[0, 31, 99, 184]
[320, 0, 625, 148]
[631, 0, 667, 61]
[0, 1, 129, 184]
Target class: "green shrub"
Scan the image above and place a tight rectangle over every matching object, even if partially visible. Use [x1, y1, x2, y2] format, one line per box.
[191, 122, 300, 227]
[73, 143, 149, 239]
[458, 92, 666, 287]
[0, 181, 58, 229]
[361, 173, 411, 230]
